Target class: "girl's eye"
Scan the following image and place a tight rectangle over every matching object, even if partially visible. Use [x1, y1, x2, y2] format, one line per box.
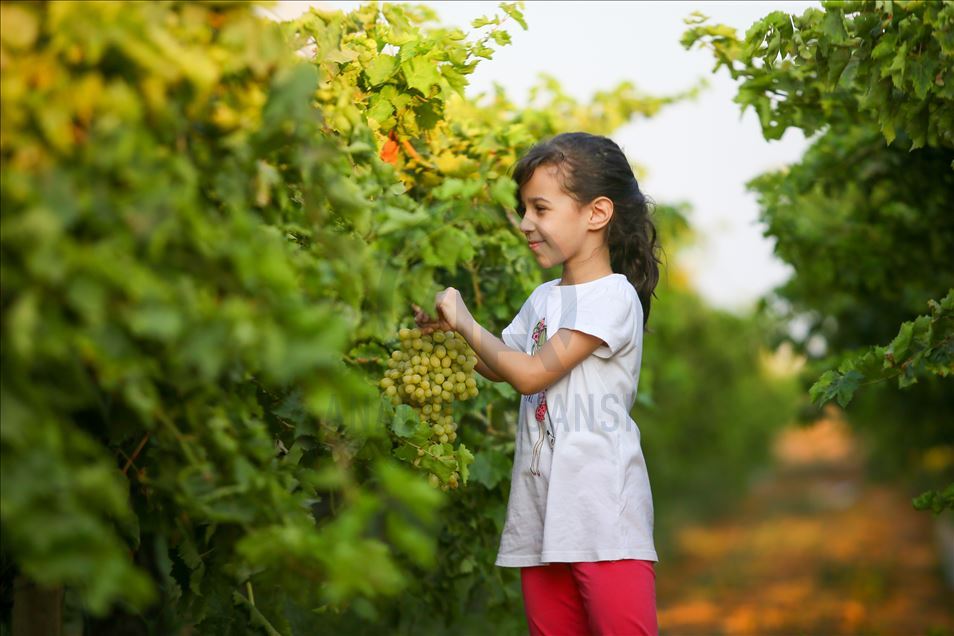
[517, 206, 545, 217]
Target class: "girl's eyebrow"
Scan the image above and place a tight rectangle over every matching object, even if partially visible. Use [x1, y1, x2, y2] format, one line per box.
[523, 196, 550, 205]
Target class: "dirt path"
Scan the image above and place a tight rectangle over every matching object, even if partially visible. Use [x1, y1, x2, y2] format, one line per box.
[656, 410, 954, 636]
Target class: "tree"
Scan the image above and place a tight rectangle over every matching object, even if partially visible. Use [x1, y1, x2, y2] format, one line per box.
[683, 0, 954, 514]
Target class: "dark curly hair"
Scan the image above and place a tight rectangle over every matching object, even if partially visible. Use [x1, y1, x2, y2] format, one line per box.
[511, 132, 663, 332]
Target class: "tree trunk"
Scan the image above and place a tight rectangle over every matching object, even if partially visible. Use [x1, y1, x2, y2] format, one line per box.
[11, 575, 62, 636]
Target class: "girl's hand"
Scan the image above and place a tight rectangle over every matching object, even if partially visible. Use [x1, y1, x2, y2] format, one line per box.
[412, 303, 450, 336]
[434, 287, 472, 333]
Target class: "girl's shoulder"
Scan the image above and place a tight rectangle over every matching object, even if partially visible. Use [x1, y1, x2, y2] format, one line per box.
[534, 274, 639, 314]
[575, 275, 643, 321]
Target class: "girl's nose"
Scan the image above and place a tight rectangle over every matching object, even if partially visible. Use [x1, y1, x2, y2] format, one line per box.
[519, 214, 534, 234]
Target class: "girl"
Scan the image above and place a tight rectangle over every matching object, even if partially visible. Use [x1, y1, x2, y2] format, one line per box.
[416, 132, 662, 636]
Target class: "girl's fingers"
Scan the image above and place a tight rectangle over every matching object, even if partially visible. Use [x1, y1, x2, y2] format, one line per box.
[411, 303, 451, 335]
[412, 303, 435, 323]
[412, 305, 428, 327]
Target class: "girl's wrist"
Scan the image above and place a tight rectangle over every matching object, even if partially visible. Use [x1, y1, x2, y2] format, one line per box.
[456, 313, 478, 342]
[454, 313, 471, 335]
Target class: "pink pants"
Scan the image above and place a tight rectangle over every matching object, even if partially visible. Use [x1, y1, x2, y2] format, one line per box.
[520, 559, 658, 636]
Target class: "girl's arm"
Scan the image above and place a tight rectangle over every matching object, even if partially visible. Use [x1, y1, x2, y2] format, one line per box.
[457, 316, 604, 395]
[428, 292, 605, 394]
[474, 354, 504, 382]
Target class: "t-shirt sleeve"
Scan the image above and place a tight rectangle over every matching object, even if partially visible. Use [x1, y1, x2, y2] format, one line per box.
[501, 295, 533, 351]
[558, 285, 638, 358]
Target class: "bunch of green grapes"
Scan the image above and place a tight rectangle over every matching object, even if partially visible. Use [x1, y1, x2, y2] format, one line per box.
[379, 328, 479, 489]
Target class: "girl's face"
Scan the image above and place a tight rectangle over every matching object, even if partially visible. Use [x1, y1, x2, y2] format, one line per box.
[518, 164, 596, 269]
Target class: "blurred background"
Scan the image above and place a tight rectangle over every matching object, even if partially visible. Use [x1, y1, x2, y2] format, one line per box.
[1, 1, 951, 635]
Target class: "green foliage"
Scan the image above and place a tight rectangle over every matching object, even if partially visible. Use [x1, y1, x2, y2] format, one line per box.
[683, 1, 954, 513]
[682, 1, 954, 149]
[746, 124, 954, 354]
[0, 0, 445, 628]
[809, 290, 954, 408]
[912, 483, 954, 515]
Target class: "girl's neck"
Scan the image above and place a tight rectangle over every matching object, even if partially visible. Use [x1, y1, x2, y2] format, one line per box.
[557, 262, 614, 286]
[557, 238, 613, 286]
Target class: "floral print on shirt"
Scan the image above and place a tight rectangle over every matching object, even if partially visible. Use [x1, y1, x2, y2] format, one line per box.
[531, 317, 548, 424]
[529, 317, 554, 476]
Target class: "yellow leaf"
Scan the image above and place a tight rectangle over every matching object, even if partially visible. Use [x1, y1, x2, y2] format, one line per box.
[434, 152, 478, 177]
[0, 4, 39, 51]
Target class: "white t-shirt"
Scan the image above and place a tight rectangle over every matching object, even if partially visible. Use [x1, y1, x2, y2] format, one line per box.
[494, 272, 658, 567]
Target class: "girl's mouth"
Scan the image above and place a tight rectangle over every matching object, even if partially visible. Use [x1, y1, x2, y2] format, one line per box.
[529, 241, 545, 250]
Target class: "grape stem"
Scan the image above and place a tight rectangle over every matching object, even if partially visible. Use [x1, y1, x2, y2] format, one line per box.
[121, 432, 151, 476]
[464, 261, 484, 308]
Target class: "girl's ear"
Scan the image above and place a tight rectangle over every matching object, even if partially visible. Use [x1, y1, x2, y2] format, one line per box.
[588, 196, 614, 231]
